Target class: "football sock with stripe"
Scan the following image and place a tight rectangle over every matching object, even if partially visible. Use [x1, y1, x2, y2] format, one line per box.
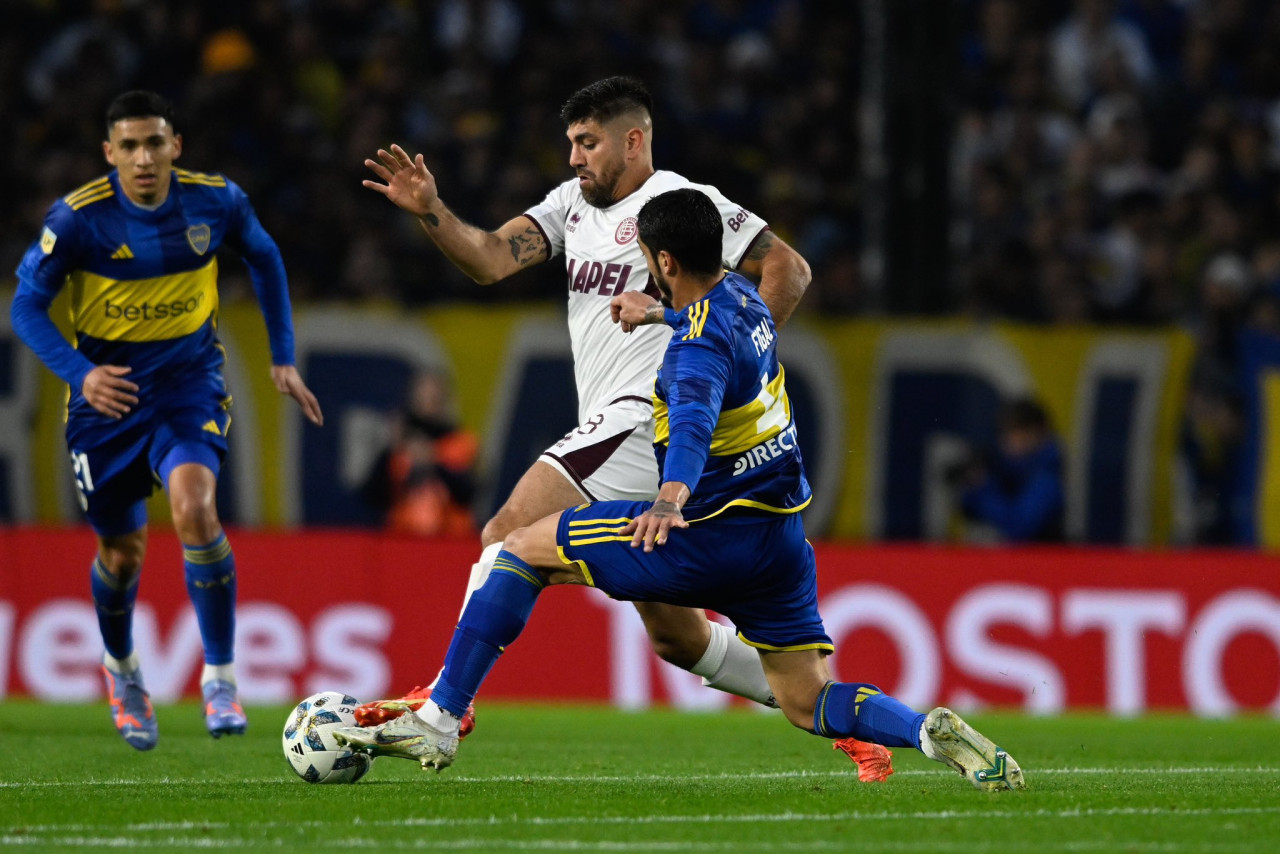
[813, 681, 925, 749]
[430, 550, 542, 718]
[91, 556, 139, 661]
[183, 533, 237, 665]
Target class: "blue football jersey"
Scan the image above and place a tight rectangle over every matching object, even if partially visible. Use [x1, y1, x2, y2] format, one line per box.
[653, 272, 812, 520]
[13, 168, 296, 447]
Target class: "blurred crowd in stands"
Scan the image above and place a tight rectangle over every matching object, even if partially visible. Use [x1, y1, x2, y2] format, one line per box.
[0, 0, 858, 311]
[3, 0, 1278, 544]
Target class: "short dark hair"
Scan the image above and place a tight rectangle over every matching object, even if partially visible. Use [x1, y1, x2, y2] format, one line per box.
[1001, 397, 1051, 433]
[638, 188, 724, 276]
[560, 76, 653, 126]
[105, 90, 176, 135]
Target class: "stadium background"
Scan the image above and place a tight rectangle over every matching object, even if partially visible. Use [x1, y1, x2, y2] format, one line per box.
[0, 0, 1277, 713]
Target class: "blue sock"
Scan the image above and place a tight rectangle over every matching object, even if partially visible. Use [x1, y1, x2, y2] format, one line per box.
[91, 557, 138, 661]
[813, 682, 926, 749]
[430, 551, 543, 718]
[183, 533, 236, 665]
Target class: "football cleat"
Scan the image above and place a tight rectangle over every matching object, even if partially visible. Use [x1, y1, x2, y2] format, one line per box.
[832, 738, 895, 783]
[102, 664, 158, 751]
[202, 679, 248, 738]
[354, 686, 476, 739]
[332, 714, 459, 772]
[919, 707, 1026, 792]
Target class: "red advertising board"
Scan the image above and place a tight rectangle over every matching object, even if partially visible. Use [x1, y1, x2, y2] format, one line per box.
[1, 527, 1277, 716]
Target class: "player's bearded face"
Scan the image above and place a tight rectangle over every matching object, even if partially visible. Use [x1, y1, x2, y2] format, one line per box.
[653, 269, 674, 307]
[103, 117, 182, 206]
[569, 121, 626, 208]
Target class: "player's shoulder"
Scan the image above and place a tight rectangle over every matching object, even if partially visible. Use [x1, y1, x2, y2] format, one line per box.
[173, 167, 230, 189]
[61, 174, 115, 212]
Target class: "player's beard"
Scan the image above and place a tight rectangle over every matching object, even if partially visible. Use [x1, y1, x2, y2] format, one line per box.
[579, 160, 625, 208]
[654, 270, 674, 307]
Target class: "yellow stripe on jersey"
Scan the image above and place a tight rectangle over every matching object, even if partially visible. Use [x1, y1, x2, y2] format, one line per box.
[653, 365, 792, 456]
[682, 300, 710, 340]
[64, 177, 112, 207]
[67, 187, 116, 211]
[175, 168, 227, 187]
[68, 258, 219, 342]
[684, 495, 812, 523]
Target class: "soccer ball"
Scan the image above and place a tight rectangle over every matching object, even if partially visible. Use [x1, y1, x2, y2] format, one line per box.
[282, 691, 373, 784]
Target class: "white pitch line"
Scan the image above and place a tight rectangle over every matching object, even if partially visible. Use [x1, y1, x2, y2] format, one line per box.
[7, 804, 1280, 837]
[2, 765, 1279, 789]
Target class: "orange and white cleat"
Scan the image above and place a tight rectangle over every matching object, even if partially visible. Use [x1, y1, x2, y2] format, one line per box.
[354, 686, 475, 738]
[832, 738, 895, 783]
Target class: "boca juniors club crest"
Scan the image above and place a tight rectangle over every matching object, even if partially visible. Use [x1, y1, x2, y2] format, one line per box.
[186, 223, 212, 255]
[615, 216, 638, 245]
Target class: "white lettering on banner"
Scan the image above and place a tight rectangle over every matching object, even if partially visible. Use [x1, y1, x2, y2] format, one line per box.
[20, 599, 100, 699]
[6, 600, 394, 702]
[821, 585, 940, 709]
[946, 585, 1065, 714]
[305, 605, 393, 700]
[597, 595, 729, 711]
[0, 603, 13, 700]
[237, 603, 307, 702]
[1062, 590, 1185, 716]
[1183, 590, 1280, 716]
[133, 607, 204, 701]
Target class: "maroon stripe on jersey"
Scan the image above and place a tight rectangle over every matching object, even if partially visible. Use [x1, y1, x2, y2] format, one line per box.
[609, 395, 652, 407]
[542, 425, 638, 501]
[520, 213, 554, 263]
[732, 225, 773, 269]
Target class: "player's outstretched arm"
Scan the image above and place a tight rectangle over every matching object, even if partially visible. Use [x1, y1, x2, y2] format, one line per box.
[271, 364, 324, 426]
[363, 144, 547, 285]
[734, 231, 812, 329]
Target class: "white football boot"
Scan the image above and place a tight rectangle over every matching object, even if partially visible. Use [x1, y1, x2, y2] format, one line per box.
[920, 707, 1026, 792]
[332, 713, 459, 772]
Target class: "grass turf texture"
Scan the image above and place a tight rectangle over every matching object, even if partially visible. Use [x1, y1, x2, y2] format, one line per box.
[1, 701, 1277, 852]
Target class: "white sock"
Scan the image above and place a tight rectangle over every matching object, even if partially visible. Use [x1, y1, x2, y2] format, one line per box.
[413, 701, 461, 736]
[103, 651, 140, 675]
[201, 663, 236, 687]
[689, 621, 777, 707]
[426, 542, 504, 690]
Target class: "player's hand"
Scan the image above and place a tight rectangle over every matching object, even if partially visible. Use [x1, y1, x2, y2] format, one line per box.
[624, 499, 688, 552]
[82, 365, 139, 419]
[610, 292, 662, 333]
[363, 144, 439, 216]
[271, 365, 324, 426]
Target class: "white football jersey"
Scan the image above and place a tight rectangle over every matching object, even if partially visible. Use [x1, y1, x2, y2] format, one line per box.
[524, 170, 768, 421]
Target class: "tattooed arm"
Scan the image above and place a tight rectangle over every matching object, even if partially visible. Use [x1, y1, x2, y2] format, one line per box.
[363, 143, 549, 285]
[732, 230, 812, 329]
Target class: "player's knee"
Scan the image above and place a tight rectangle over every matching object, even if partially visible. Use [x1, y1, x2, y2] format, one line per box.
[480, 515, 511, 548]
[99, 542, 145, 582]
[170, 492, 220, 543]
[646, 629, 703, 670]
[501, 524, 534, 560]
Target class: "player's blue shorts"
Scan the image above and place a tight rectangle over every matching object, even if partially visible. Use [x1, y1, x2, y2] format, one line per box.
[556, 501, 833, 653]
[67, 377, 231, 537]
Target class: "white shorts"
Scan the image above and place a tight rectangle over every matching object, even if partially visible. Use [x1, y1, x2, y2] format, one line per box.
[540, 395, 659, 502]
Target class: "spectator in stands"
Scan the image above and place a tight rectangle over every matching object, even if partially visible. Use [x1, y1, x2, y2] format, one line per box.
[361, 369, 478, 537]
[953, 396, 1067, 544]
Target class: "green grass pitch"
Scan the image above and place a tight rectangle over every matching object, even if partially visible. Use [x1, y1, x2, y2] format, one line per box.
[1, 700, 1277, 852]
